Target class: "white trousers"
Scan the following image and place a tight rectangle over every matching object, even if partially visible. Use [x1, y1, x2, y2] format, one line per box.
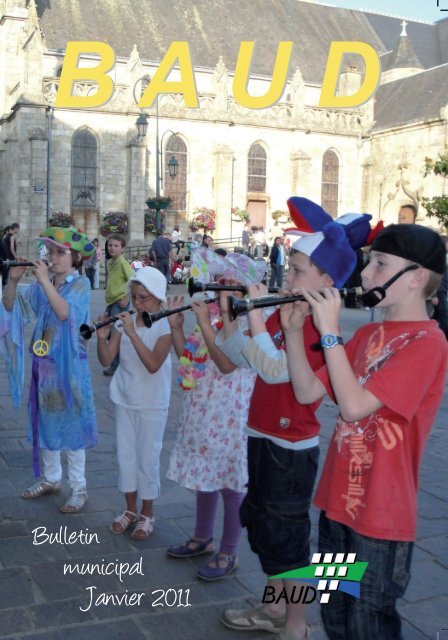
[42, 449, 86, 491]
[115, 404, 168, 500]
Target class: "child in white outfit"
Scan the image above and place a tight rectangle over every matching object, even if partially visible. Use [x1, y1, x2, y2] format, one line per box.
[96, 267, 172, 539]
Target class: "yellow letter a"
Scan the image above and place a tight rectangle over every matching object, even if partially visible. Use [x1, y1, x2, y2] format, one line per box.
[54, 41, 115, 108]
[319, 41, 380, 108]
[233, 41, 293, 109]
[138, 42, 198, 109]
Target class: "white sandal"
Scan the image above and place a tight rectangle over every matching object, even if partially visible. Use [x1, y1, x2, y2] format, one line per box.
[21, 479, 61, 499]
[131, 515, 155, 540]
[110, 510, 138, 534]
[60, 489, 88, 513]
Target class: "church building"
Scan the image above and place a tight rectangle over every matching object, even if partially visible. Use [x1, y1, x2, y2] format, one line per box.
[0, 0, 447, 249]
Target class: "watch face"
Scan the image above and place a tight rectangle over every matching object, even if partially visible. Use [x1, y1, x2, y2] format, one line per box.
[321, 334, 342, 348]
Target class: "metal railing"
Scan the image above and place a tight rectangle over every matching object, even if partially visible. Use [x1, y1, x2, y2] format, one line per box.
[123, 236, 245, 260]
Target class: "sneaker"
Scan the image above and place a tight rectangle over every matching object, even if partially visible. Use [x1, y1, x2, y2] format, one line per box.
[221, 604, 285, 632]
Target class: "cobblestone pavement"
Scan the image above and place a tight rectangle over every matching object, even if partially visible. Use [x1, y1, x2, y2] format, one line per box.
[0, 286, 447, 639]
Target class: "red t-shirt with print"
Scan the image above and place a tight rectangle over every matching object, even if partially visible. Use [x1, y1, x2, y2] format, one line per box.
[314, 320, 447, 541]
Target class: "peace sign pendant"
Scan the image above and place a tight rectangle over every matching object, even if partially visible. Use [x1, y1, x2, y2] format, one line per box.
[32, 339, 49, 357]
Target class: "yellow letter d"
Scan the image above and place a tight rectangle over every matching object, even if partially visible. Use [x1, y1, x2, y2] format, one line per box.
[319, 41, 380, 108]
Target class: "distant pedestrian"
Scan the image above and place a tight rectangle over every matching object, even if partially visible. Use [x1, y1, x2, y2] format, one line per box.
[269, 236, 285, 288]
[242, 223, 252, 255]
[171, 225, 184, 255]
[150, 232, 173, 286]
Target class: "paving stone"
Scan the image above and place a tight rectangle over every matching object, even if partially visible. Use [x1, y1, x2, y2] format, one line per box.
[23, 618, 149, 640]
[0, 567, 36, 608]
[0, 520, 28, 538]
[0, 607, 34, 635]
[0, 534, 69, 567]
[401, 595, 448, 639]
[415, 535, 448, 558]
[417, 516, 448, 538]
[403, 560, 448, 602]
[30, 559, 123, 601]
[29, 596, 96, 627]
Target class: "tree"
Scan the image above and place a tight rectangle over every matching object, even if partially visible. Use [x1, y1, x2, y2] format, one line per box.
[421, 150, 448, 231]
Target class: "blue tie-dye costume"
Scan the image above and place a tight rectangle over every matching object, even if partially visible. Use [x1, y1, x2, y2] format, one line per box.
[0, 274, 97, 467]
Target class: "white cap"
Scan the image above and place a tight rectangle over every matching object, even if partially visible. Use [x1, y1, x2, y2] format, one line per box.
[128, 266, 167, 302]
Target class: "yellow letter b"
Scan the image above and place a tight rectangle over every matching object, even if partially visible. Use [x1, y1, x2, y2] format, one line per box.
[54, 41, 115, 108]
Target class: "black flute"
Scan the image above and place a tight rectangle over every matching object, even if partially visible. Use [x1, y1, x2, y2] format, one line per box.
[143, 298, 215, 328]
[188, 277, 278, 297]
[227, 287, 365, 320]
[80, 310, 151, 339]
[0, 259, 36, 268]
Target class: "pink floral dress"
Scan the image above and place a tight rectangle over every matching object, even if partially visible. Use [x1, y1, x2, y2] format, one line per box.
[167, 310, 255, 492]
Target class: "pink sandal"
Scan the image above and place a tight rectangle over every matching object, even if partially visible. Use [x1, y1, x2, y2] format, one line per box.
[131, 515, 155, 540]
[110, 511, 138, 534]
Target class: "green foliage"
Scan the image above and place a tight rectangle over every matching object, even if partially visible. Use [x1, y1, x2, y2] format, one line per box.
[231, 207, 250, 223]
[271, 209, 291, 223]
[422, 150, 448, 231]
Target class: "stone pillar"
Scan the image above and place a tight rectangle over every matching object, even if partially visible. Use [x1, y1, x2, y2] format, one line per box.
[361, 157, 374, 213]
[126, 139, 147, 246]
[0, 141, 6, 226]
[213, 145, 234, 238]
[3, 136, 19, 221]
[291, 150, 311, 194]
[29, 126, 48, 236]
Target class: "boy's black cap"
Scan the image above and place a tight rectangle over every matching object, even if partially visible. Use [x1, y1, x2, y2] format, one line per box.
[370, 224, 446, 274]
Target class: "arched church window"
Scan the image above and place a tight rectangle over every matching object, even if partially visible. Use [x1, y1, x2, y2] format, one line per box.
[71, 128, 98, 209]
[164, 135, 187, 212]
[321, 149, 339, 218]
[248, 143, 267, 192]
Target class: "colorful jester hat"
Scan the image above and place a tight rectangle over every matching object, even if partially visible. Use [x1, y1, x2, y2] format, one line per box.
[190, 247, 267, 286]
[286, 197, 379, 288]
[39, 227, 96, 257]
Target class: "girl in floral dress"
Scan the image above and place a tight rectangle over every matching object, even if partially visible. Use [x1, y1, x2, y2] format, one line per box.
[166, 248, 265, 581]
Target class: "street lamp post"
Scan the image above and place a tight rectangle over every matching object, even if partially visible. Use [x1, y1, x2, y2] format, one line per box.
[134, 92, 179, 232]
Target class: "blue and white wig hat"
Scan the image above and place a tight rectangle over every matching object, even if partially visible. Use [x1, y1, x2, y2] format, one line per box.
[287, 197, 373, 288]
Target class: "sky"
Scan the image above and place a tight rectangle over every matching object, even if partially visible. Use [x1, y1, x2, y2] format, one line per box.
[313, 0, 446, 23]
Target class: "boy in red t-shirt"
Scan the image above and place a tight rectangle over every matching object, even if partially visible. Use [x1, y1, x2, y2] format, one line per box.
[282, 224, 447, 639]
[217, 198, 372, 640]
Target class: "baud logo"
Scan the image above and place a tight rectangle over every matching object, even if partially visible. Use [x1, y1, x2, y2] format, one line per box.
[264, 553, 368, 605]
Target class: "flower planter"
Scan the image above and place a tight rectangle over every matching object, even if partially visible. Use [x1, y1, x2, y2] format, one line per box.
[145, 198, 172, 210]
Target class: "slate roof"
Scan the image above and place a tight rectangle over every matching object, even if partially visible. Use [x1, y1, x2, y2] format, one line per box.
[32, 0, 448, 131]
[34, 0, 388, 82]
[364, 12, 444, 70]
[373, 63, 448, 131]
[387, 34, 423, 70]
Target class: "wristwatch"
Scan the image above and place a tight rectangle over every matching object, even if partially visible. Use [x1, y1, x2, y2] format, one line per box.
[320, 334, 344, 349]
